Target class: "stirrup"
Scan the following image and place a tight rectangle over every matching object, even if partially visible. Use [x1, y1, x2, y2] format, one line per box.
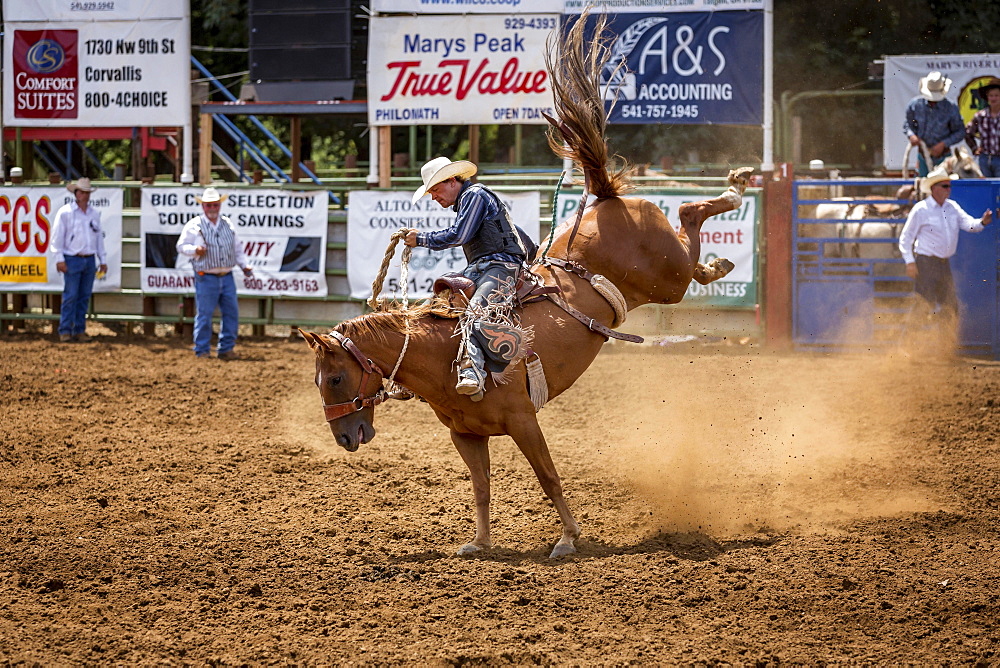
[455, 361, 485, 396]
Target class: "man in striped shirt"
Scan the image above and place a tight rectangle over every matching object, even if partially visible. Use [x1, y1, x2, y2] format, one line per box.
[965, 77, 1000, 178]
[176, 187, 254, 359]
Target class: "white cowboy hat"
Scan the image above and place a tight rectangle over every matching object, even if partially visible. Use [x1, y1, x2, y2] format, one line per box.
[411, 157, 477, 203]
[919, 71, 952, 102]
[921, 166, 957, 194]
[195, 186, 228, 203]
[67, 177, 97, 193]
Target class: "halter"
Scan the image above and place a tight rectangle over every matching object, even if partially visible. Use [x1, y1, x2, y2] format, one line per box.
[321, 330, 388, 422]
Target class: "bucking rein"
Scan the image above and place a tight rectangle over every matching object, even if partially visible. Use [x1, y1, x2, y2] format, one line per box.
[324, 179, 643, 421]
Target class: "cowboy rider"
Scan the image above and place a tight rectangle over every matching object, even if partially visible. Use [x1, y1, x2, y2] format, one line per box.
[403, 157, 534, 399]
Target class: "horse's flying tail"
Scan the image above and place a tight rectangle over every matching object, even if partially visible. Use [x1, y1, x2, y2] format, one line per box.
[544, 11, 632, 199]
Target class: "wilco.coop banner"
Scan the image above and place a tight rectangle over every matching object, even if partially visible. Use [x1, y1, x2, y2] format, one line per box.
[367, 14, 556, 126]
[556, 190, 758, 307]
[140, 188, 328, 297]
[2, 0, 189, 127]
[347, 190, 540, 300]
[0, 187, 123, 292]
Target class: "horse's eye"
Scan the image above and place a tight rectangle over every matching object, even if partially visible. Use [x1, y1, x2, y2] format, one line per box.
[327, 375, 343, 387]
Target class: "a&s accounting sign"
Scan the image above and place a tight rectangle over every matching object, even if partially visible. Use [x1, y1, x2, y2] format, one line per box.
[13, 30, 79, 119]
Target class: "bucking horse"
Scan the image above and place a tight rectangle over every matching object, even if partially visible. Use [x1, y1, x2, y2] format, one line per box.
[299, 14, 753, 558]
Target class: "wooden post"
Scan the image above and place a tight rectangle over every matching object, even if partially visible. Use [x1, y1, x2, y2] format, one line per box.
[763, 165, 793, 349]
[291, 116, 302, 182]
[378, 126, 392, 188]
[50, 294, 62, 336]
[198, 112, 213, 185]
[142, 296, 156, 336]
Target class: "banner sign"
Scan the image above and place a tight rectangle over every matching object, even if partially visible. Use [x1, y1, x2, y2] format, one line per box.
[883, 54, 1000, 171]
[372, 1, 764, 14]
[347, 190, 540, 300]
[367, 14, 556, 126]
[584, 11, 764, 125]
[140, 188, 328, 297]
[4, 0, 185, 22]
[555, 190, 758, 307]
[0, 187, 123, 293]
[2, 0, 189, 126]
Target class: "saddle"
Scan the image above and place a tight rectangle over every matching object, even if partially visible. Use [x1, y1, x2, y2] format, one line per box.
[431, 267, 559, 310]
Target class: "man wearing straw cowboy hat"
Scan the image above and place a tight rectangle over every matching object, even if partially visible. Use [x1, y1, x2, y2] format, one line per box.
[49, 177, 107, 342]
[898, 166, 993, 333]
[403, 157, 534, 399]
[903, 71, 966, 176]
[176, 186, 254, 359]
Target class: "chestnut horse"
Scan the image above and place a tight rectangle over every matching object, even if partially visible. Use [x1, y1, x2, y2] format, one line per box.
[300, 15, 752, 558]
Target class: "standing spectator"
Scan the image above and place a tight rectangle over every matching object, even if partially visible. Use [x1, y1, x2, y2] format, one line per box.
[898, 167, 993, 324]
[903, 71, 966, 176]
[49, 178, 107, 342]
[175, 187, 253, 359]
[965, 77, 1000, 178]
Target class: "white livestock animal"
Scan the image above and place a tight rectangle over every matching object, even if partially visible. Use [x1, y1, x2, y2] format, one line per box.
[812, 189, 912, 260]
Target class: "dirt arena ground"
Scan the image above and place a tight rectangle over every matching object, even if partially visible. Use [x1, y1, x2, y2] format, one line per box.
[2, 330, 999, 665]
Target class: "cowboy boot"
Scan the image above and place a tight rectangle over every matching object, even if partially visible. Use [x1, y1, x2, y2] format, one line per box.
[455, 337, 487, 399]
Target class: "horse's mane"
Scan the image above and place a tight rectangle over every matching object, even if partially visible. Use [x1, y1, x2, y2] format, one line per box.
[334, 298, 455, 343]
[545, 11, 632, 199]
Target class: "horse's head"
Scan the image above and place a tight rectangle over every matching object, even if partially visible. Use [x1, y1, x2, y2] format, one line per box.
[299, 329, 385, 452]
[943, 146, 984, 179]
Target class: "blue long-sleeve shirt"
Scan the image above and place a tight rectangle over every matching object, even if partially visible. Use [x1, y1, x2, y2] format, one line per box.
[903, 96, 966, 148]
[416, 181, 522, 264]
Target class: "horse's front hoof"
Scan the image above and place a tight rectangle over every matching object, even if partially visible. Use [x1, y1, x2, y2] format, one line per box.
[549, 541, 577, 558]
[457, 542, 487, 556]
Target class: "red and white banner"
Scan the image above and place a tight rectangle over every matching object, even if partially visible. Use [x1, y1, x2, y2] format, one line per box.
[0, 187, 123, 292]
[2, 0, 189, 127]
[367, 14, 556, 126]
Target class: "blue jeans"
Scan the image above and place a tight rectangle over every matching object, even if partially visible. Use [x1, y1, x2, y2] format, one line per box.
[193, 272, 239, 355]
[979, 154, 1000, 178]
[58, 255, 96, 336]
[460, 259, 521, 380]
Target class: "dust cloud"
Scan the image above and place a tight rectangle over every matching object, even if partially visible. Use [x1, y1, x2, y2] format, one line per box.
[602, 348, 948, 536]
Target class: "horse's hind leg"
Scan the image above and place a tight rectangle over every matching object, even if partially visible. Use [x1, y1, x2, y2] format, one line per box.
[678, 167, 753, 276]
[450, 429, 493, 555]
[506, 415, 580, 558]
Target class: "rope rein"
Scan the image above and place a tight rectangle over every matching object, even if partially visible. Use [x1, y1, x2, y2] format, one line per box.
[368, 229, 413, 398]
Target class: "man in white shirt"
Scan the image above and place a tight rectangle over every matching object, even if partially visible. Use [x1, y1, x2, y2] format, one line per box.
[898, 167, 993, 321]
[175, 186, 253, 359]
[49, 178, 107, 342]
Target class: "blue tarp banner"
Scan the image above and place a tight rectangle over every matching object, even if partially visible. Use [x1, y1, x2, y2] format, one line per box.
[574, 11, 763, 126]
